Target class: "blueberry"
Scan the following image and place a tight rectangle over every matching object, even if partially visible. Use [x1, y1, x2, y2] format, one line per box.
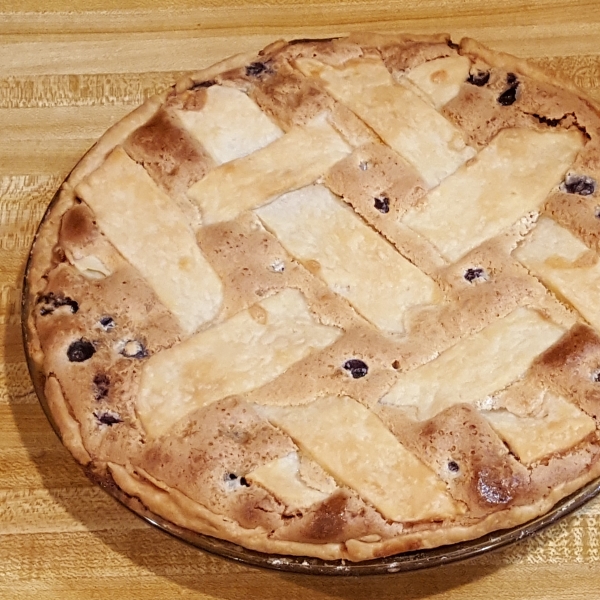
[65, 299, 79, 313]
[448, 460, 460, 472]
[467, 70, 490, 86]
[506, 72, 518, 85]
[67, 339, 96, 362]
[343, 359, 369, 379]
[94, 411, 122, 426]
[120, 340, 148, 359]
[591, 369, 600, 383]
[38, 293, 79, 316]
[225, 473, 250, 487]
[246, 62, 270, 77]
[563, 174, 596, 196]
[93, 373, 110, 400]
[374, 196, 390, 214]
[99, 316, 115, 330]
[497, 82, 519, 106]
[464, 267, 487, 283]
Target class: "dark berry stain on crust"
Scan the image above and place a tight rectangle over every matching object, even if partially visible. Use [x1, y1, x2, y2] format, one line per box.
[374, 196, 390, 213]
[191, 80, 217, 89]
[246, 62, 272, 77]
[288, 36, 342, 46]
[467, 70, 490, 86]
[99, 316, 115, 330]
[496, 73, 519, 107]
[38, 293, 79, 316]
[532, 113, 563, 127]
[67, 339, 96, 362]
[498, 87, 518, 106]
[563, 174, 597, 196]
[343, 359, 369, 378]
[94, 411, 122, 426]
[464, 267, 486, 283]
[93, 373, 110, 400]
[225, 472, 251, 487]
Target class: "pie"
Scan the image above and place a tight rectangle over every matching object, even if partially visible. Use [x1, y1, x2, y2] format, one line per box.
[23, 32, 600, 563]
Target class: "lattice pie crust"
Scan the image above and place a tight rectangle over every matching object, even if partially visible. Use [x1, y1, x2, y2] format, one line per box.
[25, 33, 600, 562]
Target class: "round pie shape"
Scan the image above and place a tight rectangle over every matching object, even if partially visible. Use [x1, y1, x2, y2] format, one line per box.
[24, 33, 600, 564]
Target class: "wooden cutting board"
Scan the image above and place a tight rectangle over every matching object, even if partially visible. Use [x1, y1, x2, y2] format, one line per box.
[3, 1, 600, 598]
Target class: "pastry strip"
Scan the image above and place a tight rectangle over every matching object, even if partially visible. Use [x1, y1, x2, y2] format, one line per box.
[74, 147, 223, 335]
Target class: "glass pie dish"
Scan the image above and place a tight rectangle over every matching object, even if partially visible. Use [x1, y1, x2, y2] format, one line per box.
[21, 32, 600, 573]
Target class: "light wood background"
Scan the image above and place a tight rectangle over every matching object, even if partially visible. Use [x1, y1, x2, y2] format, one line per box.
[3, 1, 600, 598]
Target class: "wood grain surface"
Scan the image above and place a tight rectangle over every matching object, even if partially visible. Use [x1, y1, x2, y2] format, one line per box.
[3, 1, 600, 598]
